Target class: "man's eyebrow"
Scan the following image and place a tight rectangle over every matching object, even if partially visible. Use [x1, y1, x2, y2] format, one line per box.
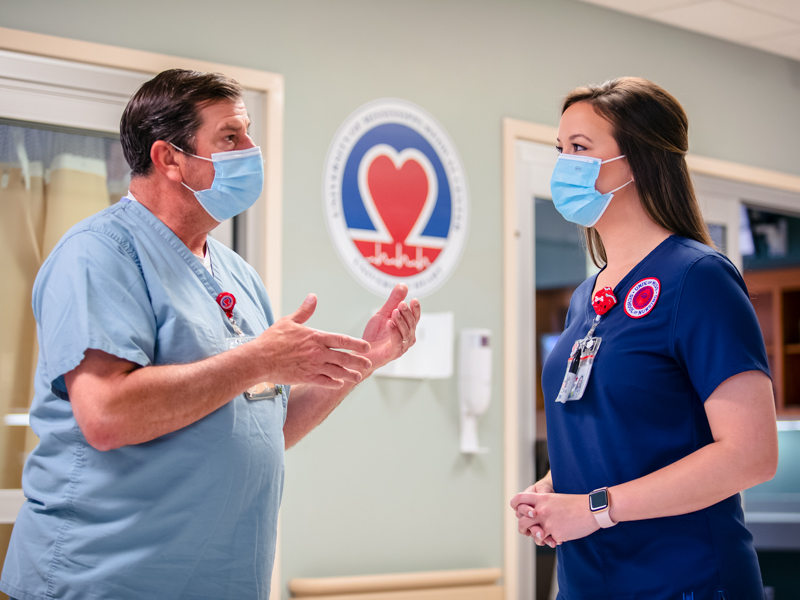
[218, 121, 248, 133]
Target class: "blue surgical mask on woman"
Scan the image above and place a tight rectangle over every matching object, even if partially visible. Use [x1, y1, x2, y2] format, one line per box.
[550, 153, 633, 227]
[171, 143, 264, 222]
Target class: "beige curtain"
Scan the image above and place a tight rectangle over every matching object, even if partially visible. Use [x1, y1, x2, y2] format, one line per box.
[0, 149, 112, 489]
[0, 162, 44, 489]
[42, 154, 111, 257]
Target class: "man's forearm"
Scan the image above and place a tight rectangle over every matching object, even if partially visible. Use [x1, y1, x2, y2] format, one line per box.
[68, 299, 372, 452]
[68, 344, 268, 451]
[283, 382, 360, 449]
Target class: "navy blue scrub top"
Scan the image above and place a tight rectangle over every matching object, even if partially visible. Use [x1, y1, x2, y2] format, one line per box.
[542, 236, 769, 600]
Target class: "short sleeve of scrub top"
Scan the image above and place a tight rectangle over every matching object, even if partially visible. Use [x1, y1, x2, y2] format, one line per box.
[672, 254, 769, 401]
[35, 230, 156, 399]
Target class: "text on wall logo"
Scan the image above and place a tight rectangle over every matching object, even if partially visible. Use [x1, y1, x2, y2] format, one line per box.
[323, 99, 469, 298]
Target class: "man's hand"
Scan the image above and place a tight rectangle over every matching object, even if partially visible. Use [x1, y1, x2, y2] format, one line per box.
[359, 283, 421, 373]
[281, 285, 420, 448]
[254, 294, 372, 388]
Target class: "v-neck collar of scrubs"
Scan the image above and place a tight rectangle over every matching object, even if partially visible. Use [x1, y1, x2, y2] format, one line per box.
[585, 234, 675, 323]
[121, 196, 224, 299]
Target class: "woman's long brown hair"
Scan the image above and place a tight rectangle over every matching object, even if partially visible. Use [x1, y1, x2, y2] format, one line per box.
[562, 77, 713, 267]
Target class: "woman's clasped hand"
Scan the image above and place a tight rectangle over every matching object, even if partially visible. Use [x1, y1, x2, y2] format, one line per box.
[510, 484, 599, 549]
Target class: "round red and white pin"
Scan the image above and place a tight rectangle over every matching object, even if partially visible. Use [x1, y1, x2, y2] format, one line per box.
[624, 278, 660, 319]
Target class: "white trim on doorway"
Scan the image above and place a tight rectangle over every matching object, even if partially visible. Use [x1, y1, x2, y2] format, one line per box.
[503, 119, 558, 600]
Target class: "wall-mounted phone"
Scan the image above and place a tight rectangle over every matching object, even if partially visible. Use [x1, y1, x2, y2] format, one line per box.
[458, 329, 491, 454]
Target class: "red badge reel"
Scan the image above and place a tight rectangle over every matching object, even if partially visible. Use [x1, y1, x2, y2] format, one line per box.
[556, 286, 617, 403]
[216, 291, 243, 336]
[216, 292, 236, 318]
[592, 286, 617, 316]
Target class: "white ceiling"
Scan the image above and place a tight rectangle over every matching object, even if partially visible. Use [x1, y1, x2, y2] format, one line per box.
[575, 0, 800, 62]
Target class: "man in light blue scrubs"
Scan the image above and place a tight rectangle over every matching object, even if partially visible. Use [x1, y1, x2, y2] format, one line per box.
[0, 69, 420, 600]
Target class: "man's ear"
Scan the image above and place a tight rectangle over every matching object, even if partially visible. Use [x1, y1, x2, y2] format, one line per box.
[150, 141, 185, 183]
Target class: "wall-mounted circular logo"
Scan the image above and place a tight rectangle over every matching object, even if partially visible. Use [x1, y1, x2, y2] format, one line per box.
[624, 278, 661, 318]
[322, 99, 469, 298]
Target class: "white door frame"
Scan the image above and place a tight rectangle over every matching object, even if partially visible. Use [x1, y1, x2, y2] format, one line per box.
[0, 27, 285, 599]
[501, 117, 800, 599]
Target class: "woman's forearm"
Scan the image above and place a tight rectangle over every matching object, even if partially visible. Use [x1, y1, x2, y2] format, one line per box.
[610, 370, 777, 523]
[611, 435, 771, 522]
[513, 372, 776, 544]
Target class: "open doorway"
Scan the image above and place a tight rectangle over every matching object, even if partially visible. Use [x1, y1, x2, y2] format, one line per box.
[514, 138, 597, 600]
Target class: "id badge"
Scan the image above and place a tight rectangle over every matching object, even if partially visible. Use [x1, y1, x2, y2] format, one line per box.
[226, 336, 283, 401]
[555, 337, 602, 403]
[569, 337, 601, 400]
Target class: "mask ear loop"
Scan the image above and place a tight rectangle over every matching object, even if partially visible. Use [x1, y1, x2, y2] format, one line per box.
[169, 142, 213, 162]
[600, 155, 633, 194]
[609, 179, 633, 194]
[170, 142, 213, 194]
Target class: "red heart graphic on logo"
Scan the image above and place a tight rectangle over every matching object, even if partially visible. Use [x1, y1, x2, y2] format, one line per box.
[367, 155, 428, 244]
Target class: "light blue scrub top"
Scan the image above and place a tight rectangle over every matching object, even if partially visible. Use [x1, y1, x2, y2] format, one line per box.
[1, 197, 287, 600]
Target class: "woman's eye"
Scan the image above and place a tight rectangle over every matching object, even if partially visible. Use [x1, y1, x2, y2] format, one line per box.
[573, 144, 587, 152]
[555, 146, 563, 154]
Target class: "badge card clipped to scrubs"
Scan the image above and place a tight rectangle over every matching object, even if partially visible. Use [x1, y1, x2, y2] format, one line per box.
[556, 287, 616, 403]
[217, 292, 283, 401]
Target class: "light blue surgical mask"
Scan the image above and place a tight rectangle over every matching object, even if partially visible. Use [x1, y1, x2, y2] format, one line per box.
[550, 153, 632, 227]
[172, 143, 264, 222]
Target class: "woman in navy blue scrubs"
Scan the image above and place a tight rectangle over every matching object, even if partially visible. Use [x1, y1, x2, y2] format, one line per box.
[510, 77, 779, 599]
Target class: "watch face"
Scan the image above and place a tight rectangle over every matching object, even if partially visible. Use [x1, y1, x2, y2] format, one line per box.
[590, 489, 609, 511]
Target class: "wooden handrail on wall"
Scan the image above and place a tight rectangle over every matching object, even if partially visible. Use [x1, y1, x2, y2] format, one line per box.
[289, 568, 503, 598]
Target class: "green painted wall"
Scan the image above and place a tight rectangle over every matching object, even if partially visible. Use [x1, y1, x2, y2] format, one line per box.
[3, 1, 799, 597]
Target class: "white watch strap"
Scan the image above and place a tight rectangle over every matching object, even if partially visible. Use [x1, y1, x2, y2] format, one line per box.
[593, 508, 617, 528]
